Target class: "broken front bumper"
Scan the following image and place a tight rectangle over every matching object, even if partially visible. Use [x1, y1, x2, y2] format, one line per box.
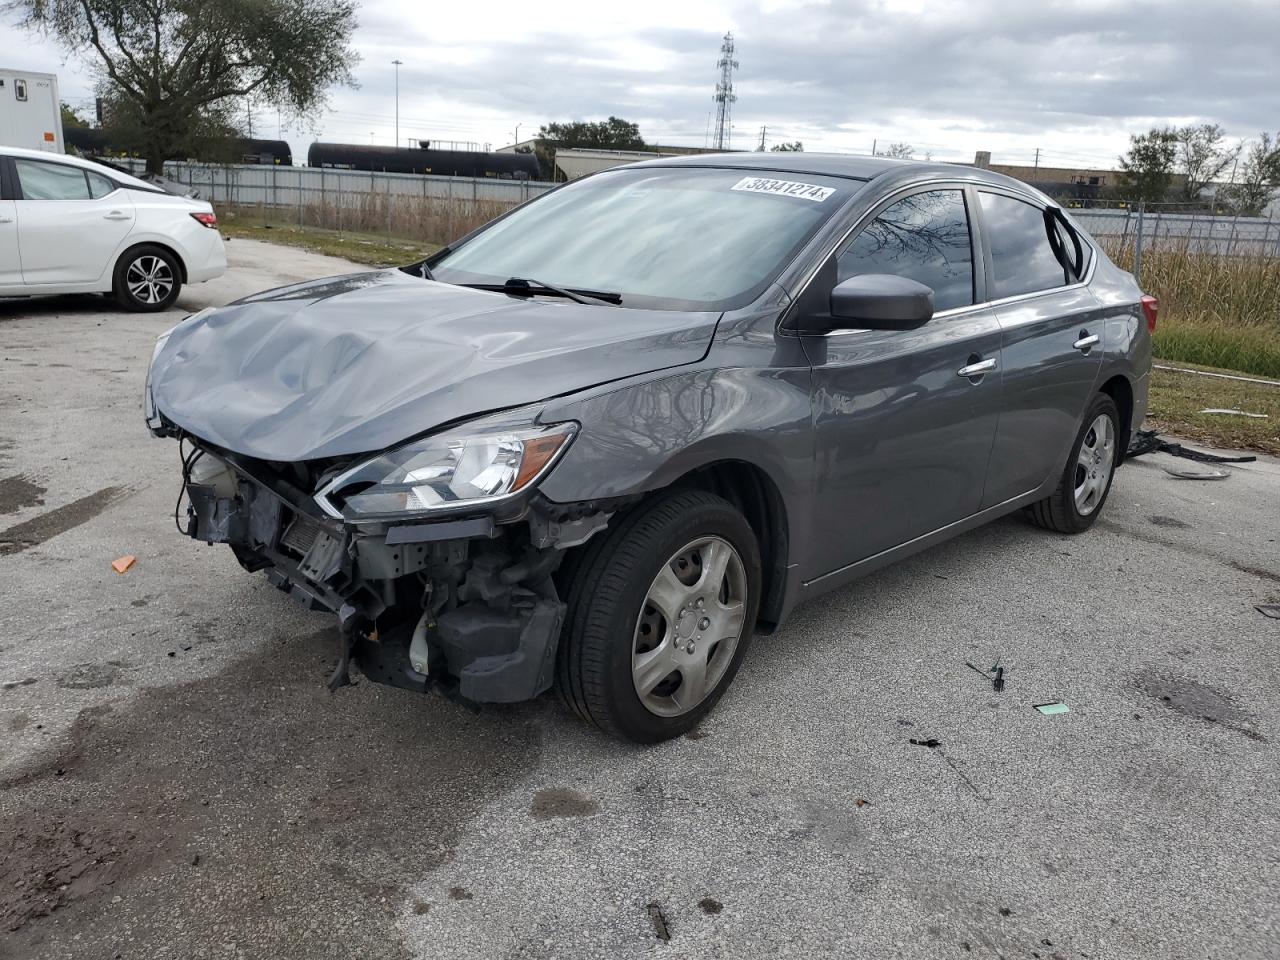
[178, 444, 610, 705]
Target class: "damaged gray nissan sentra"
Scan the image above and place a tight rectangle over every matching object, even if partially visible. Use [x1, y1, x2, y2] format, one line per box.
[145, 153, 1153, 742]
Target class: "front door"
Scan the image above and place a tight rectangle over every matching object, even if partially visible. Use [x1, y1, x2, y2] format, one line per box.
[13, 157, 134, 285]
[795, 186, 1004, 578]
[0, 199, 20, 286]
[974, 190, 1105, 507]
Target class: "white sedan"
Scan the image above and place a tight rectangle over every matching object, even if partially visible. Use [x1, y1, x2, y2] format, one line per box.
[0, 145, 226, 311]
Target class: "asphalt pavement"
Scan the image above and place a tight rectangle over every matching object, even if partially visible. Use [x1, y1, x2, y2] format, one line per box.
[2, 239, 1278, 960]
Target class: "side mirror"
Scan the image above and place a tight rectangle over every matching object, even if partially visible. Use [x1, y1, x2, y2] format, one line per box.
[826, 274, 934, 331]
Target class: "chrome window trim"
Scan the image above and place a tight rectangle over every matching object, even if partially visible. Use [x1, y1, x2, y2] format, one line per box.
[785, 175, 1099, 337]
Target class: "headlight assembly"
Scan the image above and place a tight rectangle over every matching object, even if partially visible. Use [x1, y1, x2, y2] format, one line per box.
[315, 409, 578, 521]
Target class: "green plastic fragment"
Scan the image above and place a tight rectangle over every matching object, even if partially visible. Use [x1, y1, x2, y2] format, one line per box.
[1034, 702, 1070, 716]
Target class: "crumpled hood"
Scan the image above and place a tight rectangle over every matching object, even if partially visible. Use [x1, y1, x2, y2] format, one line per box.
[150, 270, 719, 461]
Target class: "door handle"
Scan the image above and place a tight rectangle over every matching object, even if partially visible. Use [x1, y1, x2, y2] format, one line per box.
[103, 211, 132, 221]
[0, 216, 13, 224]
[1073, 332, 1100, 352]
[957, 358, 997, 378]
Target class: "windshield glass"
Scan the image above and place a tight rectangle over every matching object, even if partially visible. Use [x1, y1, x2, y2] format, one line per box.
[430, 167, 857, 310]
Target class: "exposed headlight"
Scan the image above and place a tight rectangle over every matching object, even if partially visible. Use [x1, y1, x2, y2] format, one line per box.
[316, 409, 578, 521]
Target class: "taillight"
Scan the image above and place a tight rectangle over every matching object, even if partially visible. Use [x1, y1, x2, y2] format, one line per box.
[1140, 295, 1158, 333]
[190, 212, 218, 229]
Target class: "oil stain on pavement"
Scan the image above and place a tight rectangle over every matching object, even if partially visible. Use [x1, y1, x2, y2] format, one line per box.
[0, 630, 542, 960]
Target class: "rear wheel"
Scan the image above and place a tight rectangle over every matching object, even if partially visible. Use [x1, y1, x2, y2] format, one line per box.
[113, 245, 182, 312]
[1026, 393, 1120, 534]
[556, 490, 761, 743]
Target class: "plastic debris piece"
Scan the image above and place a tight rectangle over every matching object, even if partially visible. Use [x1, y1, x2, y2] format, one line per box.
[1200, 408, 1268, 418]
[909, 737, 941, 748]
[1034, 702, 1070, 716]
[1163, 466, 1229, 481]
[111, 555, 137, 574]
[1256, 605, 1280, 620]
[854, 798, 870, 808]
[646, 902, 670, 942]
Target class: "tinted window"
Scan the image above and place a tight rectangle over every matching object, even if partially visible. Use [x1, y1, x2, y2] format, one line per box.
[837, 189, 974, 312]
[978, 192, 1068, 298]
[15, 159, 91, 201]
[87, 172, 117, 199]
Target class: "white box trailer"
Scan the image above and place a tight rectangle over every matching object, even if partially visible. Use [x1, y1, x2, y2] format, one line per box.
[0, 68, 63, 153]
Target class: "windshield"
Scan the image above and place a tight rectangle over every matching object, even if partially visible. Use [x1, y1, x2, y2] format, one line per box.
[430, 167, 857, 310]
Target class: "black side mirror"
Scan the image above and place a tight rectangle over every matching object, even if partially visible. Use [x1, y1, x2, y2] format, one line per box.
[825, 274, 934, 331]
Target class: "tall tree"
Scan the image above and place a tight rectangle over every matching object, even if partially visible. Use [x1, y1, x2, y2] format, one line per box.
[769, 141, 803, 152]
[10, 0, 359, 173]
[60, 102, 89, 127]
[530, 117, 645, 180]
[1174, 123, 1238, 203]
[882, 142, 914, 159]
[1222, 132, 1280, 216]
[1117, 127, 1178, 205]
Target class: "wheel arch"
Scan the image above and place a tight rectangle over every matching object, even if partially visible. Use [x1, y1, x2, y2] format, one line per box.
[661, 459, 791, 631]
[114, 240, 188, 285]
[1099, 374, 1134, 453]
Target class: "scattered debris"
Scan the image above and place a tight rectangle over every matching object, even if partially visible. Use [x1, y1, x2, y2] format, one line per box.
[1034, 703, 1070, 716]
[698, 897, 723, 915]
[909, 738, 942, 748]
[966, 660, 1005, 692]
[111, 555, 137, 574]
[1128, 429, 1256, 465]
[1163, 466, 1230, 481]
[447, 885, 473, 901]
[1200, 408, 1268, 418]
[854, 798, 870, 808]
[1256, 605, 1280, 620]
[647, 901, 671, 941]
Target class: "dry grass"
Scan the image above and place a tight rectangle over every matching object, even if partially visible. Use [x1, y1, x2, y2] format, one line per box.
[1103, 239, 1280, 377]
[1147, 362, 1280, 456]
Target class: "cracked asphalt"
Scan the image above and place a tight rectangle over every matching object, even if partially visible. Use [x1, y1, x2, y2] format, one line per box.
[2, 239, 1279, 960]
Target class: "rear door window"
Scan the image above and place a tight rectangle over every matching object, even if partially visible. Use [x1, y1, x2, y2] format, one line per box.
[837, 189, 975, 313]
[15, 159, 91, 200]
[87, 171, 117, 199]
[978, 192, 1068, 299]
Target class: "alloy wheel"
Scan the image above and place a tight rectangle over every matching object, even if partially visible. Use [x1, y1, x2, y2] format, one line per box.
[1073, 413, 1115, 516]
[126, 255, 174, 305]
[632, 535, 748, 717]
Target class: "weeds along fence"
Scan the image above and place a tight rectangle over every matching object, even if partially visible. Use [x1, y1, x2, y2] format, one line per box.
[115, 159, 557, 245]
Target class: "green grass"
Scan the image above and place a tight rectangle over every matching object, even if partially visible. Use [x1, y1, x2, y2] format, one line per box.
[219, 215, 439, 267]
[1147, 361, 1280, 456]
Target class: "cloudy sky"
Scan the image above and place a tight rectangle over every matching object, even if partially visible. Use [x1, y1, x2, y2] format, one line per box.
[2, 0, 1276, 170]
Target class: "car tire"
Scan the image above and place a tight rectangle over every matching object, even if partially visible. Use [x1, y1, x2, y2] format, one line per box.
[113, 245, 182, 312]
[1026, 392, 1121, 534]
[555, 489, 762, 743]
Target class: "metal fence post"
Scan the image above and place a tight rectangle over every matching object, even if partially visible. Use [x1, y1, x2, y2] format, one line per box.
[1133, 202, 1145, 283]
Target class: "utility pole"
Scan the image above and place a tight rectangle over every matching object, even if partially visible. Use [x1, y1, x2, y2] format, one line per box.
[392, 59, 403, 149]
[513, 122, 522, 147]
[871, 138, 877, 156]
[757, 126, 766, 151]
[712, 32, 738, 151]
[246, 99, 253, 138]
[1033, 147, 1040, 176]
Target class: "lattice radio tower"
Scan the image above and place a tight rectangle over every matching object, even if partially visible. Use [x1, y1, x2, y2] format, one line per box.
[712, 32, 738, 151]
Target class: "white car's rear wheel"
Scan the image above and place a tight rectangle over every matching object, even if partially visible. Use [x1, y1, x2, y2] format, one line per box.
[113, 245, 182, 312]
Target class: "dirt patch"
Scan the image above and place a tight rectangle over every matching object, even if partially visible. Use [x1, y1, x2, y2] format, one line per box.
[0, 476, 45, 516]
[698, 896, 723, 915]
[0, 487, 130, 556]
[56, 662, 127, 691]
[0, 629, 543, 959]
[1136, 669, 1266, 742]
[530, 787, 601, 820]
[1148, 515, 1190, 529]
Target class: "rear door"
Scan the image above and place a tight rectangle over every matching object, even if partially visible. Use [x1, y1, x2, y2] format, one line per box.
[975, 189, 1105, 507]
[0, 158, 21, 286]
[13, 157, 135, 285]
[795, 185, 1004, 576]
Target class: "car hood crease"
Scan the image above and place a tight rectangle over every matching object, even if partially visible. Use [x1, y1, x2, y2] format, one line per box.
[150, 269, 720, 461]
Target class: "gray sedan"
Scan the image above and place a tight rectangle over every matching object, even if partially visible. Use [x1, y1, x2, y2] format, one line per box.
[145, 153, 1153, 742]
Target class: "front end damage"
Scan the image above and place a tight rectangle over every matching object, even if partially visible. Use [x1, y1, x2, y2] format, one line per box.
[175, 439, 613, 706]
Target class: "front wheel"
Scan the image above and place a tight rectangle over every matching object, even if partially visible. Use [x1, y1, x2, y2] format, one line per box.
[556, 490, 761, 743]
[1026, 393, 1121, 534]
[113, 245, 182, 312]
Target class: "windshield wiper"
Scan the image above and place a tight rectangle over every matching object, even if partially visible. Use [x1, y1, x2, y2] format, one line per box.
[461, 277, 622, 305]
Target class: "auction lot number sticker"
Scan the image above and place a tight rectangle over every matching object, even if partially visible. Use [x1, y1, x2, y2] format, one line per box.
[730, 176, 835, 203]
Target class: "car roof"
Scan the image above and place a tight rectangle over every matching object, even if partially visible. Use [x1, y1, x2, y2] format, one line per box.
[630, 151, 1046, 196]
[1, 144, 162, 193]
